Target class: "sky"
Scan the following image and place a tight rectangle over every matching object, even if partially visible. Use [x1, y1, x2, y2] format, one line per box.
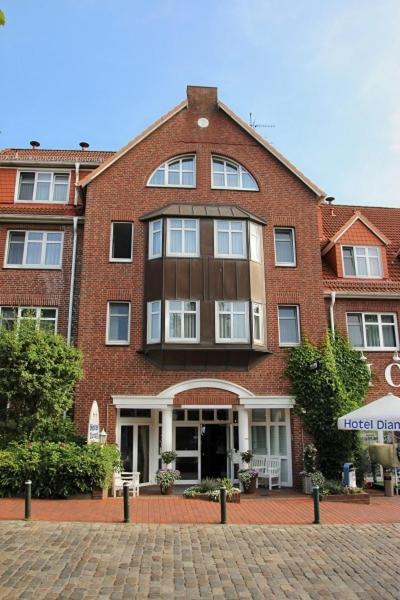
[0, 0, 399, 207]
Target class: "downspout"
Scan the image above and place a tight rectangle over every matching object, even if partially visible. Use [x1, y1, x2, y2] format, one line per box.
[74, 162, 80, 206]
[67, 216, 79, 343]
[329, 291, 336, 337]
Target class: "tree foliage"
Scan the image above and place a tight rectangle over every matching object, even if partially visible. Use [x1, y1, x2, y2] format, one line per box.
[0, 10, 5, 26]
[0, 322, 83, 442]
[286, 331, 370, 478]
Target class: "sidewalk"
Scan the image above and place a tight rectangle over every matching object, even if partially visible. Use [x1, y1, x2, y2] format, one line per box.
[1, 494, 399, 525]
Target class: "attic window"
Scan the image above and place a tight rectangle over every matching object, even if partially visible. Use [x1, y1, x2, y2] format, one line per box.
[212, 157, 258, 191]
[342, 245, 382, 278]
[148, 155, 195, 187]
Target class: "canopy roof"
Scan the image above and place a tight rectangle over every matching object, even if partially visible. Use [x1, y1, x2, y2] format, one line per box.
[337, 393, 400, 431]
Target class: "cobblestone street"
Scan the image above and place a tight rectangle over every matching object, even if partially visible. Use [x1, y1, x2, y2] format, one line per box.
[0, 521, 399, 599]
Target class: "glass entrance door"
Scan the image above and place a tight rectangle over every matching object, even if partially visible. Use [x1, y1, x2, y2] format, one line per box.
[201, 424, 228, 479]
[120, 424, 150, 484]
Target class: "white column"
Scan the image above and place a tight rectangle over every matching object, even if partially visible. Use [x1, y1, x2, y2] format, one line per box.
[161, 407, 173, 468]
[238, 408, 250, 467]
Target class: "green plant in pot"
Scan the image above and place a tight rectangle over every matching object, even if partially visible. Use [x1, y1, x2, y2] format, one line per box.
[155, 451, 180, 495]
[300, 443, 317, 494]
[238, 450, 258, 493]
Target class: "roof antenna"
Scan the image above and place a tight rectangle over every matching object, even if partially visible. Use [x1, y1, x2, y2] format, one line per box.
[249, 112, 275, 130]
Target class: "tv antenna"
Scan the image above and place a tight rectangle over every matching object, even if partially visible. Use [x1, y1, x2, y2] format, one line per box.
[249, 113, 275, 130]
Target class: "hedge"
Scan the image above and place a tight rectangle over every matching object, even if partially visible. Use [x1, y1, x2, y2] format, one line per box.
[0, 442, 121, 498]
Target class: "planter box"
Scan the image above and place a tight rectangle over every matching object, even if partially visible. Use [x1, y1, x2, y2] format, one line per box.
[91, 487, 108, 500]
[321, 492, 370, 505]
[302, 475, 313, 495]
[185, 492, 241, 503]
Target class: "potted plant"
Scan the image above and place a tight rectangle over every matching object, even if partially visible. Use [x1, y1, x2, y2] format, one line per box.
[300, 443, 317, 494]
[238, 468, 259, 494]
[240, 450, 254, 466]
[155, 450, 180, 495]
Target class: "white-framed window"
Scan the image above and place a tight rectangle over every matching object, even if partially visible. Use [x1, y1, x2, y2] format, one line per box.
[16, 171, 70, 203]
[106, 302, 131, 345]
[215, 301, 249, 343]
[166, 218, 199, 257]
[251, 408, 292, 485]
[148, 155, 195, 187]
[278, 305, 300, 346]
[249, 222, 262, 263]
[211, 157, 258, 190]
[110, 222, 133, 262]
[5, 230, 63, 269]
[165, 300, 199, 343]
[342, 245, 382, 278]
[274, 228, 296, 266]
[147, 300, 161, 343]
[252, 303, 264, 345]
[214, 220, 246, 258]
[347, 312, 398, 350]
[149, 219, 163, 259]
[0, 306, 58, 332]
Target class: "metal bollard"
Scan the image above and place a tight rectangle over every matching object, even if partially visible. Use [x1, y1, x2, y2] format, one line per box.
[24, 480, 32, 521]
[123, 481, 130, 523]
[312, 485, 320, 525]
[220, 486, 227, 524]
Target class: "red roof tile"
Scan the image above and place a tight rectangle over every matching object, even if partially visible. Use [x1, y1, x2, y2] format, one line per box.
[0, 148, 115, 164]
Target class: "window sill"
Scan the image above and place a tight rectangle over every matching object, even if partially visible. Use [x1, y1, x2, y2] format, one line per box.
[275, 263, 297, 268]
[211, 186, 259, 192]
[106, 341, 130, 346]
[352, 347, 397, 352]
[15, 200, 69, 205]
[3, 265, 62, 270]
[279, 343, 300, 348]
[109, 259, 133, 263]
[146, 184, 196, 189]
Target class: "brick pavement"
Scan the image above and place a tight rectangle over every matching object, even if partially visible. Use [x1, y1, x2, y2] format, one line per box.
[0, 495, 400, 525]
[0, 521, 399, 599]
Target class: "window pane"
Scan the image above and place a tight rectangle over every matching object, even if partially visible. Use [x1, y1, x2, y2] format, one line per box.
[252, 426, 267, 454]
[167, 171, 180, 185]
[343, 247, 355, 276]
[213, 173, 225, 187]
[184, 313, 196, 339]
[202, 410, 214, 421]
[175, 427, 198, 451]
[382, 325, 396, 348]
[356, 255, 368, 277]
[187, 410, 199, 421]
[112, 222, 132, 260]
[227, 173, 239, 187]
[45, 241, 61, 266]
[120, 425, 133, 471]
[369, 256, 381, 277]
[213, 159, 224, 173]
[53, 176, 69, 202]
[36, 181, 51, 201]
[216, 409, 228, 421]
[170, 230, 182, 253]
[184, 230, 196, 253]
[173, 409, 185, 421]
[219, 314, 231, 339]
[242, 172, 257, 189]
[275, 229, 294, 264]
[150, 169, 165, 186]
[271, 409, 285, 422]
[279, 307, 299, 344]
[217, 231, 229, 254]
[231, 231, 244, 255]
[18, 173, 35, 200]
[182, 172, 193, 186]
[175, 457, 198, 480]
[252, 409, 266, 422]
[169, 312, 181, 339]
[26, 241, 42, 264]
[108, 303, 129, 342]
[7, 233, 25, 264]
[366, 323, 380, 347]
[347, 314, 364, 347]
[233, 313, 246, 339]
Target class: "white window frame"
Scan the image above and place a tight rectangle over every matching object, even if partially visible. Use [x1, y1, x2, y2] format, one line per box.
[109, 222, 133, 263]
[215, 301, 250, 343]
[252, 302, 264, 345]
[346, 312, 399, 351]
[274, 227, 296, 267]
[211, 156, 259, 191]
[166, 218, 199, 258]
[106, 301, 131, 345]
[149, 219, 163, 259]
[214, 220, 247, 259]
[165, 300, 200, 343]
[278, 305, 300, 347]
[147, 154, 196, 188]
[147, 300, 161, 344]
[15, 169, 70, 204]
[4, 230, 64, 269]
[341, 245, 383, 278]
[0, 306, 58, 332]
[249, 222, 262, 263]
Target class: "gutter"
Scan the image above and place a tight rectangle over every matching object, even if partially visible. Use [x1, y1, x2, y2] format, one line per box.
[324, 291, 400, 300]
[0, 214, 84, 224]
[67, 216, 79, 343]
[74, 162, 80, 206]
[329, 291, 336, 336]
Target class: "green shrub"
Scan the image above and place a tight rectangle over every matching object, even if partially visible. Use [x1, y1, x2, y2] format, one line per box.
[324, 479, 343, 495]
[0, 442, 121, 498]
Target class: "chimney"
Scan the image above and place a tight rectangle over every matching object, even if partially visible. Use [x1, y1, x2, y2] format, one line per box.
[325, 196, 335, 217]
[187, 85, 218, 112]
[30, 140, 40, 149]
[79, 141, 89, 151]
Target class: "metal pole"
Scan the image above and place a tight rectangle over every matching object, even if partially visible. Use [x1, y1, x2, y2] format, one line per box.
[24, 480, 32, 521]
[123, 482, 130, 523]
[312, 485, 320, 524]
[220, 486, 227, 524]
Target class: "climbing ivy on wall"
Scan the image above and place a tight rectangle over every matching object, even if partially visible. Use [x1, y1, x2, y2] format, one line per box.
[286, 331, 370, 478]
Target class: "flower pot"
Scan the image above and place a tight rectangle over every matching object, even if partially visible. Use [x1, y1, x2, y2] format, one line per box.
[243, 477, 257, 494]
[160, 484, 174, 495]
[91, 486, 108, 500]
[302, 475, 313, 495]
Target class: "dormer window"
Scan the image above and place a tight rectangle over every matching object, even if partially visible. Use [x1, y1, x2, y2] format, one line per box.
[342, 246, 382, 278]
[148, 155, 195, 187]
[16, 171, 70, 203]
[212, 157, 258, 190]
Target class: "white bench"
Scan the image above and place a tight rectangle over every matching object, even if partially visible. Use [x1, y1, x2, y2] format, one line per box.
[251, 456, 281, 490]
[112, 471, 140, 497]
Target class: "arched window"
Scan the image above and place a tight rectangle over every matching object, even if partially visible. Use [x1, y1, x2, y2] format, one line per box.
[212, 157, 258, 190]
[148, 155, 195, 187]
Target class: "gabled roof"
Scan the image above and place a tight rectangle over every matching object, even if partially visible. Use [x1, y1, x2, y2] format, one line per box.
[321, 210, 391, 256]
[78, 90, 326, 197]
[139, 203, 266, 224]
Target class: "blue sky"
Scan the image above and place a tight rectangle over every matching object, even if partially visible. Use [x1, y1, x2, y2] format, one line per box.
[1, 0, 399, 206]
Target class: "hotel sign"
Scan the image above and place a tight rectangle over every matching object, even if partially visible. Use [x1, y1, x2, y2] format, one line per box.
[384, 363, 400, 388]
[342, 418, 400, 431]
[87, 400, 100, 443]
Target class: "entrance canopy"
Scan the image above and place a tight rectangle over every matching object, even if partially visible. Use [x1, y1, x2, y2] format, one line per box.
[337, 393, 400, 431]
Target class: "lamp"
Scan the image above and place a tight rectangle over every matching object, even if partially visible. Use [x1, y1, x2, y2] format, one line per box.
[392, 351, 400, 363]
[99, 429, 107, 445]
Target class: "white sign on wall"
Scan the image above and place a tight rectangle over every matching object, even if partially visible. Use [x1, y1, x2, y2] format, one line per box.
[87, 400, 100, 443]
[385, 363, 400, 388]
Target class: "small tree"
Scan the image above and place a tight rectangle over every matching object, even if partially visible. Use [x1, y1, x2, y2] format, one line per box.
[286, 331, 370, 478]
[0, 321, 83, 442]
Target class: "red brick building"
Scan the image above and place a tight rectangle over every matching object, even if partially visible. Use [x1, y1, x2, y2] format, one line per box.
[1, 86, 399, 487]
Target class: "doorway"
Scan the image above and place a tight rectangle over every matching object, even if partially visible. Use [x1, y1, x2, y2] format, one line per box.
[201, 424, 228, 479]
[120, 424, 150, 484]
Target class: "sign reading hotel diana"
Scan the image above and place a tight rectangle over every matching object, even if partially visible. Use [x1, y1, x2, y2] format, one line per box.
[87, 400, 100, 443]
[341, 419, 400, 431]
[385, 362, 400, 387]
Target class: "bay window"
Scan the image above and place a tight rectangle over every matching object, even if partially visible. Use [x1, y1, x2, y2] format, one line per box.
[147, 301, 161, 343]
[166, 219, 199, 257]
[347, 313, 398, 350]
[166, 300, 199, 343]
[252, 303, 264, 345]
[216, 301, 249, 343]
[214, 220, 246, 258]
[149, 219, 162, 259]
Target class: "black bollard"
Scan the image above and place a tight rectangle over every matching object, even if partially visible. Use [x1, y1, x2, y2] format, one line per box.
[220, 486, 227, 524]
[123, 481, 130, 523]
[24, 480, 32, 521]
[312, 485, 320, 524]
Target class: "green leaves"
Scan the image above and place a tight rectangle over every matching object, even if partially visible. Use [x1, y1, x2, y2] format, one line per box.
[0, 10, 5, 26]
[286, 331, 370, 478]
